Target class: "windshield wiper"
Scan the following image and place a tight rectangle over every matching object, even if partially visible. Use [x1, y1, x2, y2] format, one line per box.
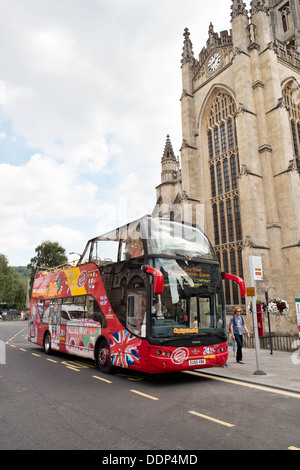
[215, 332, 227, 338]
[173, 252, 192, 260]
[158, 337, 181, 344]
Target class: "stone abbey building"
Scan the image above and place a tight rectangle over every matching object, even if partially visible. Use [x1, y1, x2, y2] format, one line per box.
[154, 0, 300, 337]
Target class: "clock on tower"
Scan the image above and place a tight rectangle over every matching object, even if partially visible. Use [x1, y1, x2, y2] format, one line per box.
[207, 51, 222, 73]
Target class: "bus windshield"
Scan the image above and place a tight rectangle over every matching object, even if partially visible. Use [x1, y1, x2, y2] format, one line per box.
[150, 258, 225, 339]
[141, 217, 216, 260]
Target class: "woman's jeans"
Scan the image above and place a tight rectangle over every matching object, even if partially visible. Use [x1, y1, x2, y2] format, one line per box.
[235, 334, 243, 362]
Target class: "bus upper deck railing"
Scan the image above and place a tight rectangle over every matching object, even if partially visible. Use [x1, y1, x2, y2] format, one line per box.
[34, 257, 115, 278]
[35, 262, 77, 277]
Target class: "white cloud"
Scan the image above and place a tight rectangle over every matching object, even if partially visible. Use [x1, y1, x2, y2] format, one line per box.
[0, 0, 235, 265]
[0, 80, 6, 105]
[0, 154, 99, 218]
[30, 28, 75, 75]
[36, 224, 84, 245]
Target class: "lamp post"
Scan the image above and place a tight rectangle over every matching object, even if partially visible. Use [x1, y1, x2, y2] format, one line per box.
[69, 252, 81, 265]
[265, 287, 276, 356]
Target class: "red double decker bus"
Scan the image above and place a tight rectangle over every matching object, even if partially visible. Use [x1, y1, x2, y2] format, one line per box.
[28, 216, 245, 374]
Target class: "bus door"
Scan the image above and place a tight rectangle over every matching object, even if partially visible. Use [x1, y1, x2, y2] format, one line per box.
[59, 308, 69, 348]
[49, 300, 62, 351]
[34, 300, 58, 350]
[29, 301, 38, 340]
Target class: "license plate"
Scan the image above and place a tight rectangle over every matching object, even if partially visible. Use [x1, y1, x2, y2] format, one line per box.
[189, 359, 206, 366]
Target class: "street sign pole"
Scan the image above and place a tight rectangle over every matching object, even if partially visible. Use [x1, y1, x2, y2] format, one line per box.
[265, 289, 273, 355]
[249, 256, 266, 376]
[295, 299, 300, 339]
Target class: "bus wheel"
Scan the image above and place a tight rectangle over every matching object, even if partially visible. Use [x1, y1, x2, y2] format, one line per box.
[44, 332, 52, 355]
[96, 340, 112, 374]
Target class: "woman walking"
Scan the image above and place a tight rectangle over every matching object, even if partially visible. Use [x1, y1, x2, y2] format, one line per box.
[229, 307, 250, 364]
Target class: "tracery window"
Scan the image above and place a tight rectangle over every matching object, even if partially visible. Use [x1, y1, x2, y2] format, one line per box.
[283, 81, 300, 172]
[207, 91, 244, 305]
[280, 3, 292, 34]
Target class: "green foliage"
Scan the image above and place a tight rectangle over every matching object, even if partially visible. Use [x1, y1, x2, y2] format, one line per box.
[28, 240, 68, 270]
[0, 254, 27, 310]
[13, 266, 30, 279]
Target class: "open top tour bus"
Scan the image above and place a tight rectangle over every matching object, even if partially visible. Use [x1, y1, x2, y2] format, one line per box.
[28, 216, 245, 374]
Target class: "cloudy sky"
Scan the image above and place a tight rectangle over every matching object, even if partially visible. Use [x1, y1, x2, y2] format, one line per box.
[0, 0, 246, 266]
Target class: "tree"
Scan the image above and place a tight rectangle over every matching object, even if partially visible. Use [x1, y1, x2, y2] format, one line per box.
[28, 241, 68, 291]
[29, 241, 68, 269]
[0, 254, 27, 310]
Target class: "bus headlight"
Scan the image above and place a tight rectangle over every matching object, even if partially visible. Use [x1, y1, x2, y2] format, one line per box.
[156, 350, 171, 357]
[217, 346, 228, 353]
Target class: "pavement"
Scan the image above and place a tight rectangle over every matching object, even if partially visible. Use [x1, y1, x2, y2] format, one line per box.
[199, 345, 300, 394]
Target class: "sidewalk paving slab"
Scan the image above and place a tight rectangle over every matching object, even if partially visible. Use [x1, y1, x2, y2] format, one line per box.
[198, 347, 300, 393]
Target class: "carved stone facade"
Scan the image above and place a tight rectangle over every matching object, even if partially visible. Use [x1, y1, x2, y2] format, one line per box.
[154, 0, 300, 335]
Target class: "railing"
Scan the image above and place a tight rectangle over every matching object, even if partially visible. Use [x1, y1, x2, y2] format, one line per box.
[228, 333, 298, 352]
[35, 262, 77, 277]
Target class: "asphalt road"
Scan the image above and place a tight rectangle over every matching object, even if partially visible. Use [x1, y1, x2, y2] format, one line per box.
[1, 322, 300, 452]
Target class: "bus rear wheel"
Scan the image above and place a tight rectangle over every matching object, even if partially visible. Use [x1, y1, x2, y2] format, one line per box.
[96, 339, 112, 374]
[44, 332, 52, 355]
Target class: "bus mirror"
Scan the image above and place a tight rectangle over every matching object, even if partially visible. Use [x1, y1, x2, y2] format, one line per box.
[141, 265, 164, 295]
[222, 272, 246, 298]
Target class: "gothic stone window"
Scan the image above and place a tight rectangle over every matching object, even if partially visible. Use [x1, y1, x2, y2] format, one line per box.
[279, 2, 292, 34]
[283, 80, 300, 172]
[207, 91, 244, 305]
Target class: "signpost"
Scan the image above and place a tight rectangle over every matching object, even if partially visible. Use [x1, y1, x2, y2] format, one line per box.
[0, 340, 5, 365]
[265, 288, 275, 355]
[295, 299, 300, 338]
[249, 256, 266, 375]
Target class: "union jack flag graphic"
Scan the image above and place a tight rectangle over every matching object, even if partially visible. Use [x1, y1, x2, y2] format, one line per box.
[110, 329, 141, 368]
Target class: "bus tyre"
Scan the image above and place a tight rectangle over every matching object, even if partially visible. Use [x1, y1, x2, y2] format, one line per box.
[44, 332, 52, 355]
[96, 340, 112, 374]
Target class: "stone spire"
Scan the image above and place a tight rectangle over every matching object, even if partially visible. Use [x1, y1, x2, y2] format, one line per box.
[160, 135, 181, 186]
[231, 0, 248, 19]
[162, 135, 176, 162]
[181, 28, 195, 65]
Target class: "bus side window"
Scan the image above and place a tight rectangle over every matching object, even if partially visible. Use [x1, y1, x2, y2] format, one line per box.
[37, 300, 44, 321]
[61, 310, 70, 325]
[50, 300, 60, 325]
[126, 289, 146, 337]
[86, 296, 107, 328]
[127, 296, 135, 327]
[43, 301, 51, 324]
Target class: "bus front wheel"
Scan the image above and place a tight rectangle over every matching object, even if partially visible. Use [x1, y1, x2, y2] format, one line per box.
[96, 339, 112, 374]
[44, 332, 52, 355]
